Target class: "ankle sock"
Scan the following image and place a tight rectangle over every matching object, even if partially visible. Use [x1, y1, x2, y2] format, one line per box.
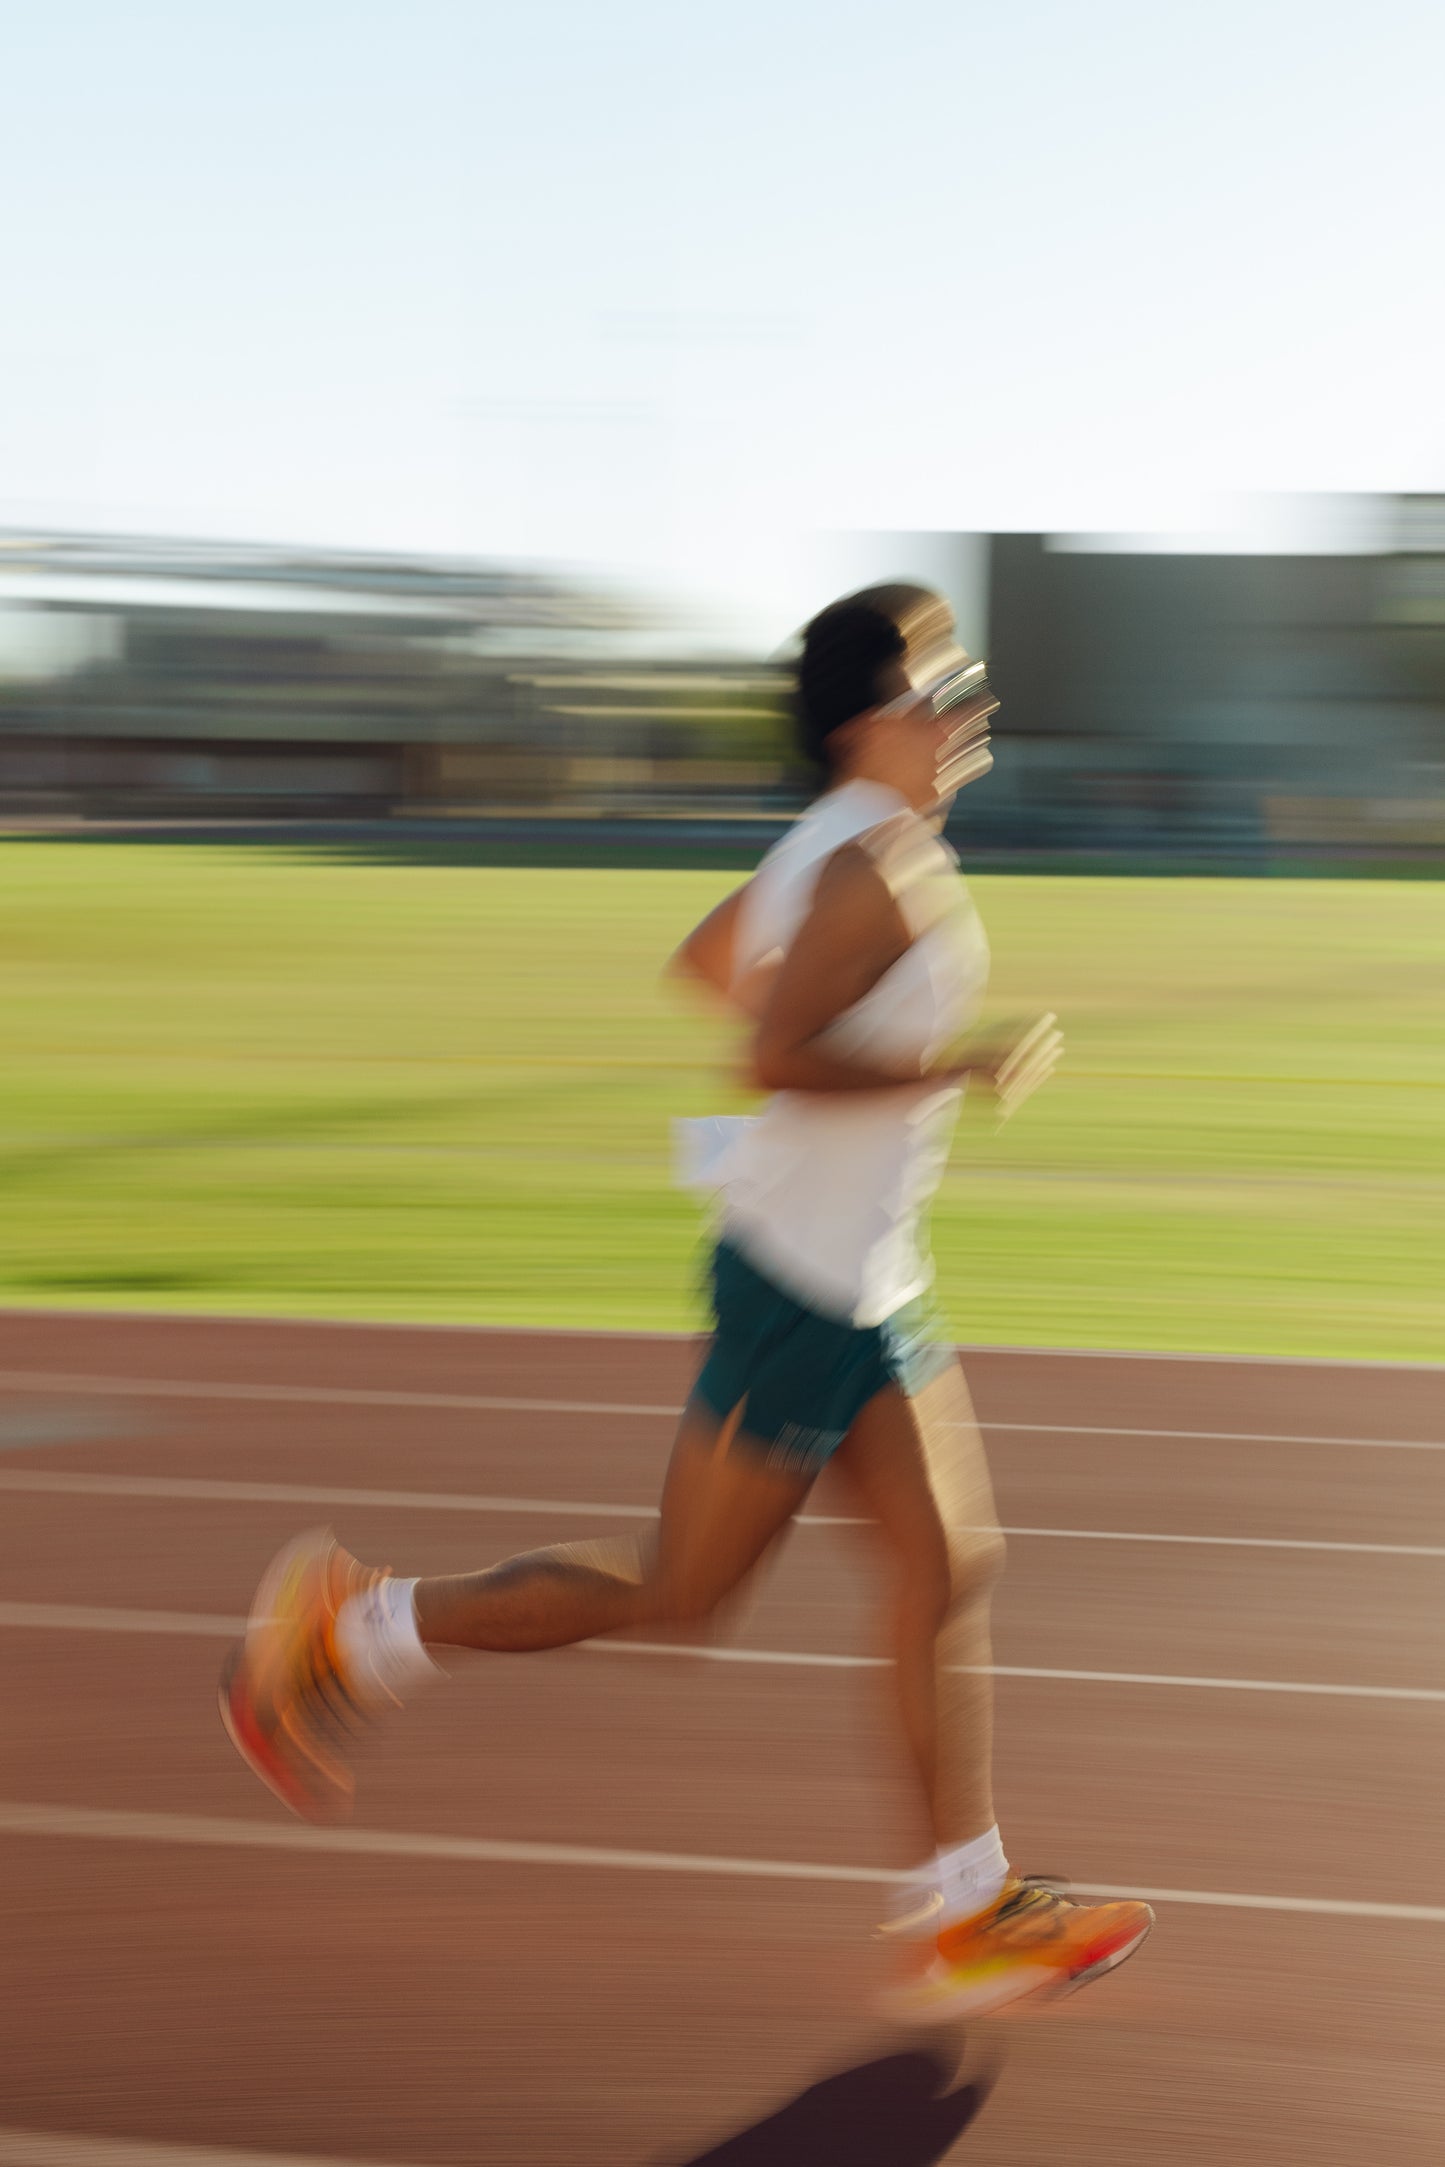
[927, 1825, 1010, 1927]
[335, 1578, 439, 1709]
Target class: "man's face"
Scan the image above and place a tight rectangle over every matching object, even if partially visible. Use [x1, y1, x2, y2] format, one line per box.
[828, 609, 999, 812]
[933, 684, 997, 802]
[885, 654, 999, 811]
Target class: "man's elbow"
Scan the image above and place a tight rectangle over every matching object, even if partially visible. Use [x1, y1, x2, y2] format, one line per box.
[665, 938, 716, 998]
[749, 1038, 789, 1092]
[663, 944, 694, 989]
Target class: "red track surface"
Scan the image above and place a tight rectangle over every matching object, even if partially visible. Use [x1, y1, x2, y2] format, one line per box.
[1, 1311, 1442, 2165]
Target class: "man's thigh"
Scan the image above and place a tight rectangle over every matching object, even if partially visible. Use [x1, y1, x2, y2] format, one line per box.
[652, 1396, 813, 1617]
[832, 1360, 1002, 1570]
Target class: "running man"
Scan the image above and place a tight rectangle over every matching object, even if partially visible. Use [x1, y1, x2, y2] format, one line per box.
[220, 583, 1152, 2018]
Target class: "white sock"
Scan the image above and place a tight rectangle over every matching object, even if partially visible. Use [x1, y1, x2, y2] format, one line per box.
[908, 1826, 1010, 1930]
[335, 1578, 439, 1710]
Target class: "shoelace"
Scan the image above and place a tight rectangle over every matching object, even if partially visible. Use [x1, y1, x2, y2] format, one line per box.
[269, 1616, 363, 1749]
[880, 1871, 1077, 1943]
[979, 1876, 1082, 1948]
[283, 1551, 391, 1743]
[307, 1634, 365, 1735]
[994, 1874, 1074, 1920]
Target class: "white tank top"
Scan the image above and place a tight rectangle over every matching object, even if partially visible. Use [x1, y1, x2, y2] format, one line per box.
[713, 779, 990, 1326]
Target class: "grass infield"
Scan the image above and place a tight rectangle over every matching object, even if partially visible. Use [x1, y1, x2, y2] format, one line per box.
[3, 841, 1442, 1360]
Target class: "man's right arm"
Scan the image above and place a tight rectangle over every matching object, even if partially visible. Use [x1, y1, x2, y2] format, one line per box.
[749, 846, 922, 1094]
[667, 883, 781, 1021]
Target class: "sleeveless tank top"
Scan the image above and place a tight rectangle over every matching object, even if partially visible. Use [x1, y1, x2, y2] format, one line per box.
[711, 779, 990, 1326]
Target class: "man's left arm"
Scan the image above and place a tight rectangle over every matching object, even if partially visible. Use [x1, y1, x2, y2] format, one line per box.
[667, 882, 779, 1020]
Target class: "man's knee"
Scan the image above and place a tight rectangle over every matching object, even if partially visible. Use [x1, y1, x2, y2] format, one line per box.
[904, 1529, 1005, 1634]
[950, 1526, 1007, 1604]
[647, 1565, 727, 1630]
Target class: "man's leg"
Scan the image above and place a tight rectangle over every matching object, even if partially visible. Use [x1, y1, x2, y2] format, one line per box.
[220, 1396, 812, 1817]
[830, 1359, 1005, 1854]
[836, 1361, 1156, 2015]
[413, 1398, 812, 1651]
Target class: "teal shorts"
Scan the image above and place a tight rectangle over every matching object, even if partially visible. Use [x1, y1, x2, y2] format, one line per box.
[692, 1236, 955, 1478]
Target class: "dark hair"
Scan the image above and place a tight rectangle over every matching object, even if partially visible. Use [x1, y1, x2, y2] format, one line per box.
[794, 582, 950, 772]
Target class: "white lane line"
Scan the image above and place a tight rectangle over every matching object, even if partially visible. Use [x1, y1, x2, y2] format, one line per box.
[0, 1799, 892, 1888]
[972, 1523, 1445, 1561]
[1036, 1882, 1445, 1924]
[0, 1372, 675, 1419]
[6, 1600, 1443, 1704]
[5, 1467, 1445, 1561]
[1, 1799, 1442, 1925]
[0, 1468, 661, 1522]
[988, 1421, 1445, 1451]
[598, 1640, 1445, 1704]
[1, 1371, 1440, 1450]
[0, 1602, 245, 1637]
[0, 2129, 414, 2167]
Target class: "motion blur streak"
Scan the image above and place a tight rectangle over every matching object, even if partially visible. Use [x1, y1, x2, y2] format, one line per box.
[3, 503, 1444, 862]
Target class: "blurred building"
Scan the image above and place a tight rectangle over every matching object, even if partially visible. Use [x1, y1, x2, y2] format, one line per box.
[980, 509, 1445, 862]
[0, 533, 791, 824]
[2, 507, 1443, 865]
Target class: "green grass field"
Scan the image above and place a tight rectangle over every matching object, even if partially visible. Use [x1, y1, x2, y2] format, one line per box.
[3, 841, 1442, 1359]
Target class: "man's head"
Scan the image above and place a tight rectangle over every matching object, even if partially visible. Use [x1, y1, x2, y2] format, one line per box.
[795, 583, 998, 811]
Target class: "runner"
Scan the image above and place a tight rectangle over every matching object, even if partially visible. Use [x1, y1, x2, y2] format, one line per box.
[219, 582, 1152, 2018]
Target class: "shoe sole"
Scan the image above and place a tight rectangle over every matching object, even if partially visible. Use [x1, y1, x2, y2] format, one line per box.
[1060, 1912, 1154, 1998]
[217, 1643, 294, 1812]
[885, 1908, 1155, 2024]
[218, 1641, 338, 1822]
[219, 1527, 363, 1823]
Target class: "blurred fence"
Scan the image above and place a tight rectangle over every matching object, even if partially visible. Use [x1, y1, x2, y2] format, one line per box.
[2, 517, 1443, 867]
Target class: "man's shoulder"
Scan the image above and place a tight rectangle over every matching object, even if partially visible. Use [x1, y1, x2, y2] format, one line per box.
[855, 806, 955, 896]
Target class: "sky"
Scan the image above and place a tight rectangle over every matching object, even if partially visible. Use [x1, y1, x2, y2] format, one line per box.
[4, 0, 1444, 640]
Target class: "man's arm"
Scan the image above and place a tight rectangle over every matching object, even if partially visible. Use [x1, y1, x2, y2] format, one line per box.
[749, 845, 922, 1094]
[667, 882, 781, 1021]
[750, 846, 1062, 1101]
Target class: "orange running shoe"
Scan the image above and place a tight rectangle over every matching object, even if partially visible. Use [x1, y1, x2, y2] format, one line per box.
[218, 1527, 389, 1821]
[885, 1876, 1154, 2022]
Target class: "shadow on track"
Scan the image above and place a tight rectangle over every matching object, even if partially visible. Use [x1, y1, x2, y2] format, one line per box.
[666, 2038, 999, 2166]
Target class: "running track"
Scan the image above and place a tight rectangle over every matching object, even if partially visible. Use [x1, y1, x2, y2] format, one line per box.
[1, 1311, 1442, 2166]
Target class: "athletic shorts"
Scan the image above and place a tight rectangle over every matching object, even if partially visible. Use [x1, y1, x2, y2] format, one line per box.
[692, 1236, 955, 1478]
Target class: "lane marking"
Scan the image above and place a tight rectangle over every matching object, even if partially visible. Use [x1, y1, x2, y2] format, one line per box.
[0, 1468, 661, 1521]
[5, 1600, 1443, 1704]
[0, 1372, 1440, 1450]
[4, 1467, 1444, 1561]
[985, 1420, 1445, 1451]
[968, 1522, 1445, 1561]
[0, 1602, 245, 1637]
[0, 1799, 891, 1887]
[600, 1640, 1445, 1704]
[0, 1373, 676, 1419]
[1, 1799, 1442, 1925]
[0, 2130, 413, 2167]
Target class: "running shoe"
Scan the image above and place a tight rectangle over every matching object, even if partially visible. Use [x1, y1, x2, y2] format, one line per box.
[218, 1527, 388, 1820]
[885, 1875, 1154, 2021]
